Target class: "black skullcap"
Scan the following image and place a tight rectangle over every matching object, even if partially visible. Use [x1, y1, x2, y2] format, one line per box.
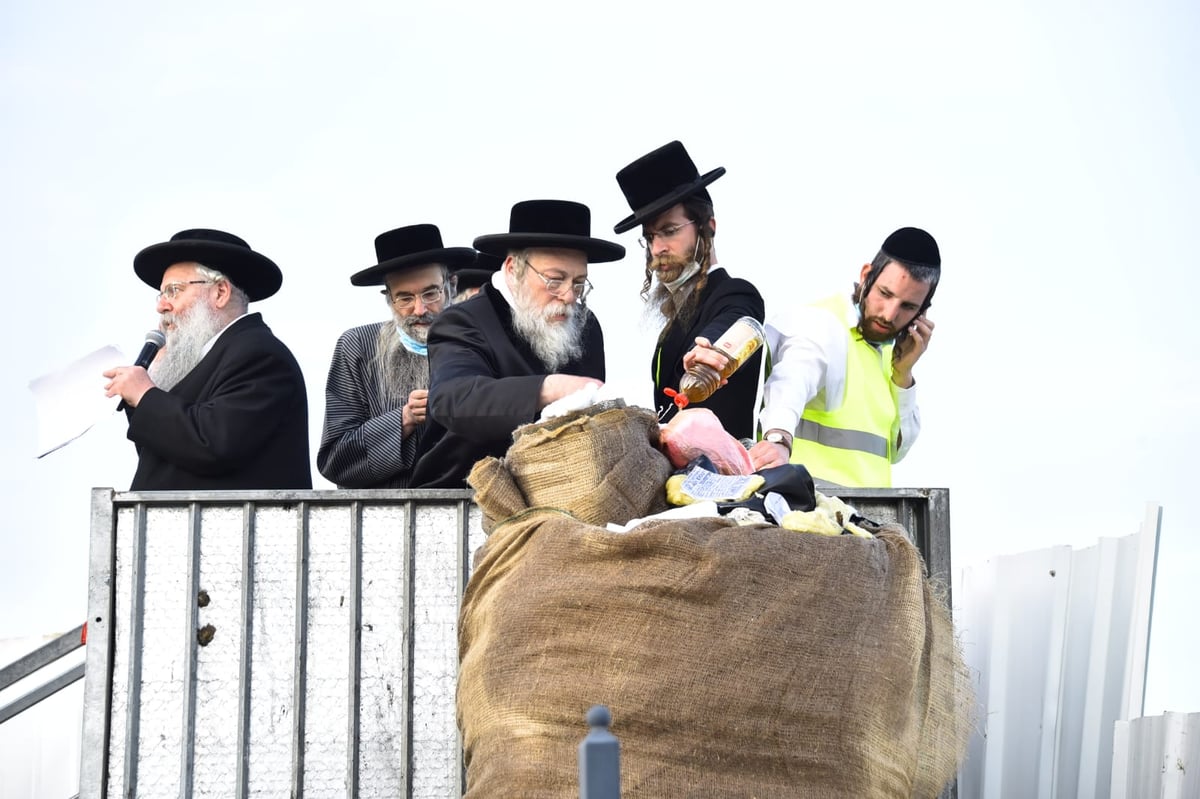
[881, 227, 940, 269]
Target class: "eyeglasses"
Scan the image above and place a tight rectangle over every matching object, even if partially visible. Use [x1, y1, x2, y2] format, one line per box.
[157, 280, 214, 301]
[638, 219, 696, 249]
[381, 285, 447, 311]
[527, 262, 593, 302]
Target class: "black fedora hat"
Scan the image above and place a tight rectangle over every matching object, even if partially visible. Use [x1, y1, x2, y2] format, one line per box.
[134, 228, 283, 302]
[613, 141, 725, 234]
[473, 200, 625, 263]
[351, 224, 476, 286]
[453, 252, 504, 293]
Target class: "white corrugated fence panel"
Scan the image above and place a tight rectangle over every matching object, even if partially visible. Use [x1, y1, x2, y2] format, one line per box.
[956, 503, 1162, 799]
[1111, 711, 1200, 798]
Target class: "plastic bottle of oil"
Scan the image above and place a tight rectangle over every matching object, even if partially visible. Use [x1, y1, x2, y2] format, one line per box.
[666, 316, 765, 409]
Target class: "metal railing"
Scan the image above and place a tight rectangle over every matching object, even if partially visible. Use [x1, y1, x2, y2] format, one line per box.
[0, 623, 86, 724]
[80, 486, 950, 798]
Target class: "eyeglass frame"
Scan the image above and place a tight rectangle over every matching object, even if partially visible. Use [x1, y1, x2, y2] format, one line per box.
[380, 284, 449, 311]
[526, 261, 593, 302]
[637, 219, 697, 250]
[157, 279, 216, 301]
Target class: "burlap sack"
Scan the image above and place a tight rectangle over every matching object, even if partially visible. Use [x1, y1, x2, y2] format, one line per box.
[468, 402, 672, 531]
[458, 407, 973, 798]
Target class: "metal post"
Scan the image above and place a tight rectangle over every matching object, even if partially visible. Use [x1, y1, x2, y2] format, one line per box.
[578, 705, 620, 799]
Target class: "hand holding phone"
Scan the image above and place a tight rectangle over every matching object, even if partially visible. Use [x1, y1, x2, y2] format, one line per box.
[892, 313, 934, 386]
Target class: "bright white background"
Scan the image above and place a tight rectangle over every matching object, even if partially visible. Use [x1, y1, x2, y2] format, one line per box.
[2, 0, 1196, 718]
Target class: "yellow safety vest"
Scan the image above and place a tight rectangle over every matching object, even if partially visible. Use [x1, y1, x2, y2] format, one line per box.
[789, 295, 899, 487]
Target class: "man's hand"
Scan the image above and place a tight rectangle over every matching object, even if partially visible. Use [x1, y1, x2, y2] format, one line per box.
[682, 336, 732, 384]
[748, 439, 790, 471]
[402, 388, 429, 437]
[892, 314, 934, 388]
[538, 374, 603, 409]
[103, 366, 155, 408]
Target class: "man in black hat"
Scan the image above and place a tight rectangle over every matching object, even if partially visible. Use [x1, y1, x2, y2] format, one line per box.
[317, 224, 475, 488]
[613, 140, 765, 440]
[452, 252, 502, 303]
[103, 228, 311, 490]
[410, 200, 624, 489]
[750, 227, 941, 488]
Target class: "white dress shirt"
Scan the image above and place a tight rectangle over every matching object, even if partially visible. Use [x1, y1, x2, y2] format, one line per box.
[758, 294, 920, 461]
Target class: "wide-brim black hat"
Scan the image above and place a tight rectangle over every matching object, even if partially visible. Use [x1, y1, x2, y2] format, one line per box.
[350, 223, 476, 286]
[473, 200, 625, 263]
[134, 229, 283, 302]
[453, 252, 504, 291]
[613, 140, 725, 234]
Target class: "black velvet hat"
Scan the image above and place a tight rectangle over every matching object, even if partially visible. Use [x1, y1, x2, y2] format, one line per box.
[473, 200, 625, 263]
[613, 141, 725, 234]
[134, 229, 283, 302]
[453, 252, 504, 293]
[350, 224, 476, 286]
[881, 227, 941, 269]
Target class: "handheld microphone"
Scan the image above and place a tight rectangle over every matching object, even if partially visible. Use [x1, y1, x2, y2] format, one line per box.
[117, 329, 167, 411]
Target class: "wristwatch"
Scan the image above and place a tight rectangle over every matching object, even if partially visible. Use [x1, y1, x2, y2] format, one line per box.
[765, 429, 792, 450]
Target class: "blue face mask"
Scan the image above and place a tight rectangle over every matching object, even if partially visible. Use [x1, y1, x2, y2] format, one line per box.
[397, 326, 428, 356]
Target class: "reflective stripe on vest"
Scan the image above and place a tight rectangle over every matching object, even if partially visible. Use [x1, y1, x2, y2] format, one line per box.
[788, 295, 898, 487]
[796, 418, 888, 458]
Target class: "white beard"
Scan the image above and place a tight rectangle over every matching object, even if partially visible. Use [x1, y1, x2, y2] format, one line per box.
[510, 278, 587, 372]
[149, 300, 227, 391]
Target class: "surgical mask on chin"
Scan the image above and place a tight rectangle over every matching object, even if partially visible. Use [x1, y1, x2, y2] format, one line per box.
[397, 326, 428, 356]
[663, 260, 701, 293]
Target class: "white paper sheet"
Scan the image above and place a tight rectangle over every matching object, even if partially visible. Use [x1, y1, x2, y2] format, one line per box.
[28, 346, 127, 458]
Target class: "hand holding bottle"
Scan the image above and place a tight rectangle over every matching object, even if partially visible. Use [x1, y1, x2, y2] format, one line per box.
[665, 316, 765, 409]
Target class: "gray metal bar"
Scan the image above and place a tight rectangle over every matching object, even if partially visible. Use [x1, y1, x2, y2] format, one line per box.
[291, 502, 310, 798]
[455, 498, 471, 797]
[0, 661, 86, 723]
[235, 502, 257, 799]
[79, 487, 117, 799]
[578, 705, 620, 799]
[401, 500, 417, 799]
[118, 488, 476, 505]
[346, 501, 363, 797]
[122, 502, 148, 797]
[179, 502, 202, 797]
[0, 624, 85, 692]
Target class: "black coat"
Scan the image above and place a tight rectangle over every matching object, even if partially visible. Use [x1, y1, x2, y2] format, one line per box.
[126, 313, 312, 490]
[653, 267, 765, 440]
[411, 283, 605, 489]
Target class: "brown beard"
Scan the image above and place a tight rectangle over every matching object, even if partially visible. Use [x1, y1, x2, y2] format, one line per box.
[648, 252, 692, 285]
[644, 254, 702, 338]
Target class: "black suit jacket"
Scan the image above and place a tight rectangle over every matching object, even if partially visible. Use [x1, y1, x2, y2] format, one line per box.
[654, 267, 765, 439]
[126, 313, 312, 490]
[411, 283, 605, 489]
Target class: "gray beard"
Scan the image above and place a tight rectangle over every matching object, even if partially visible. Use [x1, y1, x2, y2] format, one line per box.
[149, 301, 228, 391]
[510, 278, 586, 372]
[375, 320, 429, 406]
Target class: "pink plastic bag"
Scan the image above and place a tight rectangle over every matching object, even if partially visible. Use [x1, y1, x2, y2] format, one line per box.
[658, 408, 754, 475]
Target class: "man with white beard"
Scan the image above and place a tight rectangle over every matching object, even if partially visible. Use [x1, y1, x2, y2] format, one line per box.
[612, 141, 765, 440]
[409, 200, 624, 489]
[317, 224, 476, 488]
[103, 228, 311, 490]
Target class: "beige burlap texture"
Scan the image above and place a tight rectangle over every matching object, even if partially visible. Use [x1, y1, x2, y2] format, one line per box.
[467, 402, 672, 532]
[460, 405, 973, 798]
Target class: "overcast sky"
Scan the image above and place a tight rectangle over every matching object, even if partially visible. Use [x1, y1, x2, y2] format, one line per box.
[2, 1, 1197, 715]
